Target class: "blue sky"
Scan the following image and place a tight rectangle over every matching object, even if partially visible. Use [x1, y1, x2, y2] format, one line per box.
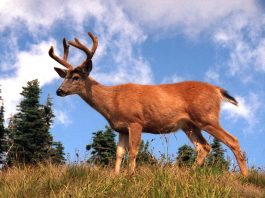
[0, 0, 264, 168]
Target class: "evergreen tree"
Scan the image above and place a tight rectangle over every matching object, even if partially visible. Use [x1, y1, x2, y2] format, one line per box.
[122, 140, 157, 166]
[43, 94, 55, 129]
[43, 94, 65, 164]
[86, 126, 116, 166]
[206, 138, 229, 169]
[49, 141, 65, 164]
[5, 114, 17, 166]
[86, 126, 157, 166]
[0, 88, 7, 164]
[136, 140, 157, 165]
[8, 80, 53, 165]
[176, 144, 196, 167]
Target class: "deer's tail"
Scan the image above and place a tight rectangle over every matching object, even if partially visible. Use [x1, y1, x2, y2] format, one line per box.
[220, 89, 238, 106]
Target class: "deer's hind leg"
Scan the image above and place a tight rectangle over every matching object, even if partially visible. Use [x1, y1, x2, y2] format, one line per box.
[202, 123, 248, 176]
[183, 124, 211, 166]
[128, 123, 142, 175]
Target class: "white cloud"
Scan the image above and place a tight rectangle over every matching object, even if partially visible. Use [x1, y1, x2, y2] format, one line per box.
[213, 29, 265, 81]
[121, 0, 258, 37]
[222, 93, 261, 133]
[205, 70, 221, 84]
[94, 58, 152, 84]
[122, 0, 265, 83]
[223, 97, 250, 120]
[0, 0, 151, 84]
[0, 40, 60, 120]
[0, 0, 154, 122]
[214, 31, 232, 46]
[253, 39, 265, 72]
[0, 0, 104, 32]
[0, 0, 61, 32]
[210, 5, 265, 81]
[162, 74, 184, 84]
[54, 109, 72, 126]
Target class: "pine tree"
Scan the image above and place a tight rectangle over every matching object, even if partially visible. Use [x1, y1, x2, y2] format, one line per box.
[49, 141, 65, 164]
[136, 140, 157, 165]
[43, 94, 65, 164]
[86, 126, 116, 166]
[176, 144, 196, 167]
[86, 126, 157, 166]
[122, 140, 157, 166]
[0, 88, 7, 164]
[43, 94, 55, 129]
[206, 138, 229, 170]
[8, 80, 53, 165]
[5, 115, 17, 166]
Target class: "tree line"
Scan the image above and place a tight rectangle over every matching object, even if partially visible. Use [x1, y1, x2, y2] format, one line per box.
[0, 79, 229, 170]
[86, 126, 229, 170]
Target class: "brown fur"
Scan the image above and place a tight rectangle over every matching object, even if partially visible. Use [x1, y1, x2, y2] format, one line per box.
[50, 32, 248, 176]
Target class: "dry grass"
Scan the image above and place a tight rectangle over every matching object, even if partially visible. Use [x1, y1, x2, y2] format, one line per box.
[0, 163, 264, 198]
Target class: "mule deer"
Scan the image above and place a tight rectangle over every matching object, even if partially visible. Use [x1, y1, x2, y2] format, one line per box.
[49, 32, 248, 176]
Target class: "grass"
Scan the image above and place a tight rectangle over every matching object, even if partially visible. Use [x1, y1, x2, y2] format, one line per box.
[0, 163, 264, 198]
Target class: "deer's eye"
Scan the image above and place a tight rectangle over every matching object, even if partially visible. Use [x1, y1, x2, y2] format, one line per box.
[72, 76, 80, 81]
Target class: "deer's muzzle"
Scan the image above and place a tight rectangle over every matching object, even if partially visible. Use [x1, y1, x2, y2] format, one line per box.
[56, 88, 67, 97]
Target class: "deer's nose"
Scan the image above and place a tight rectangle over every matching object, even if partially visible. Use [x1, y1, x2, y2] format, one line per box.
[56, 88, 66, 96]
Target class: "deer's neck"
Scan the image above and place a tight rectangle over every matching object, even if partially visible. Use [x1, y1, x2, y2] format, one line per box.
[79, 77, 113, 120]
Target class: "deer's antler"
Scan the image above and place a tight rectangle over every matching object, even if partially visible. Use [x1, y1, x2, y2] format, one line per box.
[49, 38, 73, 70]
[68, 32, 98, 62]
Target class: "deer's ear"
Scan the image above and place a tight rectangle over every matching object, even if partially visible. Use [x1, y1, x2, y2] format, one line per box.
[81, 60, 92, 75]
[54, 67, 67, 78]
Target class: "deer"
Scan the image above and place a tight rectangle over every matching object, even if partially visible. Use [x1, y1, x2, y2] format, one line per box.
[49, 32, 248, 176]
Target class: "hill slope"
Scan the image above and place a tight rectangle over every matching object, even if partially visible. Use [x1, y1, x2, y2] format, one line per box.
[0, 164, 264, 197]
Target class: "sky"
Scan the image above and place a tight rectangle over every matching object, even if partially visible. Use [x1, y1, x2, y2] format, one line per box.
[0, 0, 265, 169]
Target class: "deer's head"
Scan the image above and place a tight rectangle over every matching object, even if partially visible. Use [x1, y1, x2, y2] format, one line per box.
[49, 32, 98, 96]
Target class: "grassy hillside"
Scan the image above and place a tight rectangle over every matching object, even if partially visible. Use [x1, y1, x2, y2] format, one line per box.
[0, 163, 264, 198]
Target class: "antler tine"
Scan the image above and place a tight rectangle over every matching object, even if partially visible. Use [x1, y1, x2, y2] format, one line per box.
[68, 38, 91, 57]
[63, 38, 69, 61]
[49, 38, 73, 70]
[87, 32, 98, 57]
[68, 32, 98, 60]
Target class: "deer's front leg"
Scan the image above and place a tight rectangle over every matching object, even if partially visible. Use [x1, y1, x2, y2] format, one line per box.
[115, 133, 129, 175]
[128, 123, 142, 175]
